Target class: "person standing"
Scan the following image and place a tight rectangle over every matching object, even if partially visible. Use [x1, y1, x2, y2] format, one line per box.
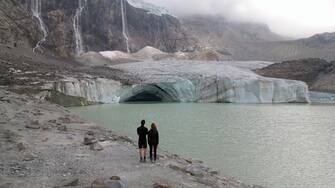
[148, 123, 159, 162]
[137, 120, 148, 162]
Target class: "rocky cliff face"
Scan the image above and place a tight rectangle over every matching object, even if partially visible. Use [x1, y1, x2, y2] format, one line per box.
[0, 0, 193, 57]
[0, 0, 41, 48]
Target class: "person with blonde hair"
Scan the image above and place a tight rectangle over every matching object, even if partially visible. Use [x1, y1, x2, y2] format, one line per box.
[148, 122, 159, 162]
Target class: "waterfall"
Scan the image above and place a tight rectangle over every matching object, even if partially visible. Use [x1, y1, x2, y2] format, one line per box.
[120, 0, 130, 53]
[31, 0, 48, 53]
[73, 0, 86, 56]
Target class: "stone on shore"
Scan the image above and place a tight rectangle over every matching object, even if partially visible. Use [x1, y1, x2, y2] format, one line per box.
[16, 142, 28, 151]
[84, 131, 97, 145]
[152, 182, 170, 188]
[90, 143, 104, 151]
[55, 178, 79, 187]
[91, 176, 128, 188]
[25, 120, 41, 129]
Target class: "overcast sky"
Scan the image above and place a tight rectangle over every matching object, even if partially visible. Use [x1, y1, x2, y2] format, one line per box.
[143, 0, 335, 38]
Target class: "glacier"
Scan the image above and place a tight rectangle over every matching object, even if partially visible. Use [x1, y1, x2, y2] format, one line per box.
[50, 77, 122, 103]
[112, 61, 310, 103]
[127, 0, 172, 16]
[43, 61, 310, 104]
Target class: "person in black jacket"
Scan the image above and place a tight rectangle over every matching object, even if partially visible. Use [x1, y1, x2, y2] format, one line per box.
[148, 123, 159, 162]
[137, 120, 148, 162]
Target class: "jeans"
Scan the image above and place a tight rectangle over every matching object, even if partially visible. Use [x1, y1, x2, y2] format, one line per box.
[149, 144, 158, 161]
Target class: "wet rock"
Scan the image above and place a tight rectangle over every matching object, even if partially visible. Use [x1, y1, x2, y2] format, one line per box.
[55, 178, 79, 187]
[195, 177, 217, 187]
[152, 182, 170, 188]
[90, 143, 104, 151]
[209, 170, 219, 175]
[84, 131, 96, 145]
[186, 165, 204, 177]
[168, 163, 188, 174]
[116, 136, 133, 143]
[185, 158, 203, 164]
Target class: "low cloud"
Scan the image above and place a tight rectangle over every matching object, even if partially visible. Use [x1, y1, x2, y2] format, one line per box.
[143, 0, 335, 38]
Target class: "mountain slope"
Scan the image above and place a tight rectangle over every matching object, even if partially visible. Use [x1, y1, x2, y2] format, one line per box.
[0, 0, 194, 58]
[181, 15, 335, 62]
[256, 58, 335, 93]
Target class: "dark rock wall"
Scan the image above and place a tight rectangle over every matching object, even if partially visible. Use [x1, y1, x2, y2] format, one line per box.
[81, 0, 192, 53]
[0, 0, 40, 48]
[0, 0, 193, 57]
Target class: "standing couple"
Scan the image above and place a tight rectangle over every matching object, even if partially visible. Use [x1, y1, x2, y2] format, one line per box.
[137, 120, 159, 163]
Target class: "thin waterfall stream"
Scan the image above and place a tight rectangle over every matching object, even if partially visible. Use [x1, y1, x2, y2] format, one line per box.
[121, 0, 130, 53]
[73, 0, 86, 55]
[31, 0, 48, 53]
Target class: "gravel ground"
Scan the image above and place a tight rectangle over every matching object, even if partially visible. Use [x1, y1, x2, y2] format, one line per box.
[0, 89, 259, 188]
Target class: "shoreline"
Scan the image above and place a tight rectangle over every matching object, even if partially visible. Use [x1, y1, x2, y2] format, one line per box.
[0, 89, 261, 188]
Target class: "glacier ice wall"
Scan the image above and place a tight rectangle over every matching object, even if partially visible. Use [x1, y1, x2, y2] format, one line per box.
[42, 61, 310, 104]
[119, 80, 195, 102]
[112, 61, 310, 103]
[50, 77, 122, 103]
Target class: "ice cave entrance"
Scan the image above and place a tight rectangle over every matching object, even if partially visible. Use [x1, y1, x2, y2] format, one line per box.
[120, 84, 178, 103]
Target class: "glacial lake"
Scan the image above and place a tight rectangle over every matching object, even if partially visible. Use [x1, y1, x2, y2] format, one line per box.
[70, 103, 335, 188]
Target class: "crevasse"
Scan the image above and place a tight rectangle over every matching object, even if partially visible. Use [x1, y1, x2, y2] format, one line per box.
[73, 0, 86, 56]
[31, 0, 48, 53]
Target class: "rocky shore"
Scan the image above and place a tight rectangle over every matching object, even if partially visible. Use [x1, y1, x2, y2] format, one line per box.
[0, 89, 264, 188]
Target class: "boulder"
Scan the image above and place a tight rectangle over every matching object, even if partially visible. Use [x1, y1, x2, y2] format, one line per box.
[152, 182, 170, 188]
[91, 176, 128, 188]
[84, 131, 96, 145]
[25, 120, 41, 129]
[90, 143, 104, 151]
[57, 125, 67, 132]
[16, 142, 28, 151]
[55, 178, 79, 187]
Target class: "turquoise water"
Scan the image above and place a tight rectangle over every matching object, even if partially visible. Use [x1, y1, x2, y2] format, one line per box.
[70, 103, 335, 188]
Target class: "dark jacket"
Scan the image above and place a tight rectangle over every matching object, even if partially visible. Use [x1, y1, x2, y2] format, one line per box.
[148, 129, 159, 145]
[137, 126, 148, 143]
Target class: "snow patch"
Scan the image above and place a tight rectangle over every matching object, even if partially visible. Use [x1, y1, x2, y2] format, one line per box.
[99, 51, 133, 60]
[127, 0, 173, 16]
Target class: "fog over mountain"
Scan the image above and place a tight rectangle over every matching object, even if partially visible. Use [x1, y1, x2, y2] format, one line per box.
[143, 0, 335, 38]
